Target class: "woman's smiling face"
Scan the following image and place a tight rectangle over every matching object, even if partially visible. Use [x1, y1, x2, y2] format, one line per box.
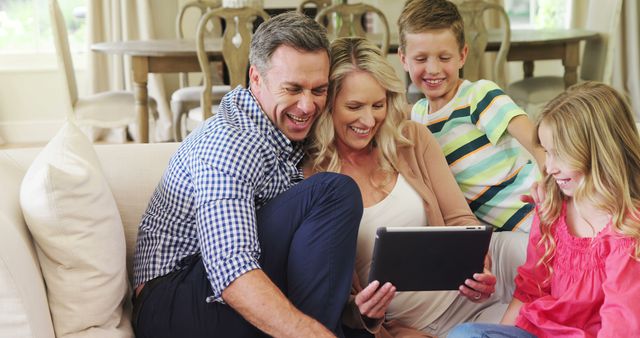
[332, 71, 387, 154]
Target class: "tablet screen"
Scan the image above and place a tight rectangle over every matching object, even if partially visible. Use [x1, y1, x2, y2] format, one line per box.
[367, 225, 492, 291]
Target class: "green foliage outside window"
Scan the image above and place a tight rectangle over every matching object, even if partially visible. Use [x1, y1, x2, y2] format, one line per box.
[505, 0, 569, 29]
[534, 0, 568, 29]
[0, 0, 86, 54]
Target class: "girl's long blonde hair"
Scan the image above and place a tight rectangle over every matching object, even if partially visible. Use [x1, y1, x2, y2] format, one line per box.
[534, 82, 640, 282]
[306, 37, 411, 177]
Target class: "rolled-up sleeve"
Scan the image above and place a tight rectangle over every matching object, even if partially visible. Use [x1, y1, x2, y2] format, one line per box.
[191, 131, 266, 301]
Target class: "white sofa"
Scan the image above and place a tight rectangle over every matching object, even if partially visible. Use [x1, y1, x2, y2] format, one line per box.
[0, 139, 179, 337]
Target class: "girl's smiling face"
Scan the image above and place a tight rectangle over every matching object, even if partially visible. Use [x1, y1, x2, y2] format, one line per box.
[538, 121, 585, 197]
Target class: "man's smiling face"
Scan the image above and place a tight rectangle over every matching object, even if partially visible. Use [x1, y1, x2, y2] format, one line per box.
[250, 45, 330, 142]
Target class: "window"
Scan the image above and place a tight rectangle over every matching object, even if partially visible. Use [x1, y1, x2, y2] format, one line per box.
[504, 0, 571, 29]
[0, 0, 86, 69]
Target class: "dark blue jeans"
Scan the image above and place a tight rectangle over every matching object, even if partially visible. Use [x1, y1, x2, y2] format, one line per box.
[133, 172, 363, 338]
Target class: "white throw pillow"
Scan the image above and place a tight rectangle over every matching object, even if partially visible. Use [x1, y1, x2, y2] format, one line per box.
[19, 122, 133, 338]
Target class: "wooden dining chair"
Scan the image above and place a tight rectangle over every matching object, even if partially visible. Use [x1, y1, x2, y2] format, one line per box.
[315, 3, 390, 57]
[457, 0, 511, 89]
[49, 0, 157, 142]
[507, 0, 623, 118]
[180, 6, 269, 137]
[171, 0, 223, 141]
[297, 0, 332, 16]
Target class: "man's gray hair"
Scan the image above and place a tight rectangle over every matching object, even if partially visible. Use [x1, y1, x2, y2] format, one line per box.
[250, 11, 330, 74]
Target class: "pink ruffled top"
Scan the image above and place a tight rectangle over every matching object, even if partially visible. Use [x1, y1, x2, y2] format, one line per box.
[514, 202, 640, 338]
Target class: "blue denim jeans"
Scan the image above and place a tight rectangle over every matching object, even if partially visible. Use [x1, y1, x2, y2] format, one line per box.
[447, 323, 537, 338]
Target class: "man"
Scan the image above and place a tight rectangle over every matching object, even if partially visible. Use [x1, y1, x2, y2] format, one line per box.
[132, 12, 362, 338]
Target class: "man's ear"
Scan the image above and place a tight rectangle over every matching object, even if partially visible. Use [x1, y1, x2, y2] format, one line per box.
[249, 65, 261, 92]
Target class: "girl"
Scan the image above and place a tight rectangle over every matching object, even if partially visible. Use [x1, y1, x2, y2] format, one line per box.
[448, 81, 640, 338]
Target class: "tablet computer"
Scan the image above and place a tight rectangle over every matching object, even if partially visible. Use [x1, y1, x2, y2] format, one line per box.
[367, 225, 492, 291]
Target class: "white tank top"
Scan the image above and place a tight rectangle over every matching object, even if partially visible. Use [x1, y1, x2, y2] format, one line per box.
[357, 174, 458, 331]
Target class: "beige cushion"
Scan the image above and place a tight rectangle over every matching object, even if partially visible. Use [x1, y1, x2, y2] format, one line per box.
[0, 148, 55, 338]
[507, 76, 565, 104]
[19, 122, 133, 338]
[0, 257, 32, 338]
[92, 142, 179, 281]
[507, 76, 566, 118]
[170, 84, 230, 103]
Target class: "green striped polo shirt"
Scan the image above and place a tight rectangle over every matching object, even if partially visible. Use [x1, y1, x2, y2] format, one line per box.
[411, 80, 539, 232]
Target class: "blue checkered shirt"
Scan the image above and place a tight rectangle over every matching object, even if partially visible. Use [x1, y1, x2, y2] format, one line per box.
[133, 86, 304, 302]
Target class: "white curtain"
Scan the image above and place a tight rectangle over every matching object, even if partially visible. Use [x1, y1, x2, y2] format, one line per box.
[572, 0, 640, 119]
[86, 0, 173, 141]
[612, 0, 640, 120]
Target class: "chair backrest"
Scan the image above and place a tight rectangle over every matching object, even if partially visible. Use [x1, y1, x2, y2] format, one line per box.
[176, 0, 222, 88]
[176, 0, 223, 39]
[49, 0, 78, 112]
[297, 0, 332, 14]
[457, 0, 510, 89]
[580, 0, 623, 84]
[196, 6, 269, 118]
[315, 3, 390, 56]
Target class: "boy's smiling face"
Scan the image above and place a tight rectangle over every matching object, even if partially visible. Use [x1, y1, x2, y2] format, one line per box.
[400, 28, 467, 112]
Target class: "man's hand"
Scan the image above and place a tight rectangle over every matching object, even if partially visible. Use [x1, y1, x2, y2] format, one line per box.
[355, 280, 396, 320]
[459, 254, 496, 303]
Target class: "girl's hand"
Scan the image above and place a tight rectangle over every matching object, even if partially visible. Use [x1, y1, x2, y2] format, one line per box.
[459, 254, 496, 303]
[355, 280, 396, 319]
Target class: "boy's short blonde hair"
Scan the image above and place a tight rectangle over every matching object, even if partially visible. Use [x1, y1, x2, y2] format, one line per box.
[397, 0, 465, 53]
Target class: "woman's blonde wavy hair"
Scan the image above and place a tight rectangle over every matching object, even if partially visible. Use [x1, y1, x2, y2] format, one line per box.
[534, 81, 640, 283]
[306, 37, 412, 178]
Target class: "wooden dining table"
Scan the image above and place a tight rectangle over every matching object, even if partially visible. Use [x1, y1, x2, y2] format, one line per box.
[92, 38, 223, 143]
[92, 28, 597, 143]
[485, 28, 598, 88]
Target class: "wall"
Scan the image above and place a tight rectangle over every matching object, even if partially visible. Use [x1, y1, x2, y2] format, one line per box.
[0, 64, 77, 144]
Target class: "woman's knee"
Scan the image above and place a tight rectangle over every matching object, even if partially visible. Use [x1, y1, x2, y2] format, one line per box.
[446, 322, 482, 338]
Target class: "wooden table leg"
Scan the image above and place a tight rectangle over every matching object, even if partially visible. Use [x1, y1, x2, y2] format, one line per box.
[523, 61, 534, 78]
[562, 41, 580, 88]
[132, 56, 150, 143]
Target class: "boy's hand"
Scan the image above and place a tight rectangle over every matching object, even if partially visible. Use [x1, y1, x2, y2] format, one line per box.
[520, 180, 545, 204]
[459, 254, 495, 303]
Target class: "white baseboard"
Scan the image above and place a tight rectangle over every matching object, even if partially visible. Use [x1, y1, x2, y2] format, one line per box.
[0, 120, 65, 145]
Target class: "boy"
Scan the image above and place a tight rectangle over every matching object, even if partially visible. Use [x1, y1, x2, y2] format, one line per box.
[398, 0, 544, 233]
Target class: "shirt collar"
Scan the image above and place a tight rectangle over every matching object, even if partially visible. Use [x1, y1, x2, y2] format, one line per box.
[240, 88, 304, 163]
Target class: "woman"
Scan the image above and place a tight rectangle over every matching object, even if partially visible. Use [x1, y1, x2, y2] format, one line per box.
[305, 37, 511, 337]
